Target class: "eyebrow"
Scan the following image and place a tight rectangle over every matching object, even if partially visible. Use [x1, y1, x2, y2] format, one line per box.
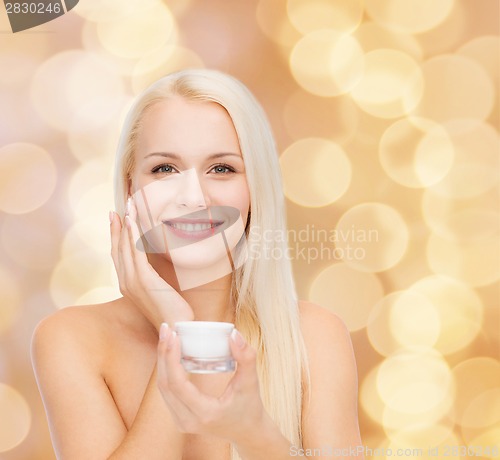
[143, 152, 242, 160]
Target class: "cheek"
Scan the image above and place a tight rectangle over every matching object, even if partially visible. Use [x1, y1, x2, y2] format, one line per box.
[210, 179, 250, 214]
[131, 180, 177, 230]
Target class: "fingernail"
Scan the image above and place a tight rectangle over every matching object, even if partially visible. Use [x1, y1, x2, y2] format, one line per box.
[159, 323, 169, 341]
[231, 329, 245, 349]
[167, 330, 176, 350]
[125, 215, 131, 228]
[109, 211, 114, 224]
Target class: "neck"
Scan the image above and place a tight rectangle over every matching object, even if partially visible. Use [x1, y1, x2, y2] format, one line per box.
[148, 253, 235, 323]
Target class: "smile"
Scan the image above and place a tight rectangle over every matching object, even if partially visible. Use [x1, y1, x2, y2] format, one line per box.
[162, 218, 225, 240]
[165, 221, 222, 232]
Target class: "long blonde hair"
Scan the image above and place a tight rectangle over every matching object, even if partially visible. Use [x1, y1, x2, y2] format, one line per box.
[114, 69, 310, 457]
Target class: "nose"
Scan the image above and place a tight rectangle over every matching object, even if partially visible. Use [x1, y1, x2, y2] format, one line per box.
[174, 168, 208, 209]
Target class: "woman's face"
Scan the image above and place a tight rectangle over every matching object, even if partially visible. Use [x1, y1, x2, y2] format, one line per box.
[130, 97, 250, 286]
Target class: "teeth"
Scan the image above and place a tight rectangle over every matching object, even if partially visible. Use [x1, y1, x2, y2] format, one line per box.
[169, 222, 217, 232]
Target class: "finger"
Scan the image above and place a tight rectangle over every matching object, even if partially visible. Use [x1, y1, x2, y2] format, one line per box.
[226, 329, 259, 391]
[125, 196, 150, 266]
[162, 329, 215, 414]
[109, 211, 121, 270]
[110, 211, 128, 284]
[157, 325, 199, 424]
[117, 198, 135, 282]
[126, 195, 170, 282]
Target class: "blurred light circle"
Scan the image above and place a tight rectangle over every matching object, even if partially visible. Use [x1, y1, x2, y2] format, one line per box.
[0, 90, 48, 146]
[0, 383, 31, 452]
[290, 29, 364, 97]
[354, 22, 423, 61]
[68, 160, 114, 210]
[280, 138, 351, 207]
[256, 0, 301, 50]
[50, 251, 115, 308]
[427, 232, 500, 287]
[67, 94, 130, 146]
[283, 91, 359, 144]
[81, 20, 138, 77]
[457, 35, 500, 129]
[466, 426, 500, 458]
[386, 424, 459, 459]
[421, 189, 500, 243]
[72, 183, 115, 252]
[335, 203, 409, 272]
[461, 388, 500, 429]
[380, 117, 455, 188]
[451, 358, 500, 427]
[409, 275, 483, 354]
[74, 0, 126, 22]
[1, 211, 61, 271]
[97, 2, 176, 59]
[382, 402, 455, 434]
[132, 45, 204, 94]
[367, 292, 406, 357]
[457, 36, 500, 86]
[360, 364, 385, 424]
[376, 350, 453, 415]
[389, 290, 441, 350]
[429, 119, 499, 199]
[309, 263, 384, 331]
[0, 143, 56, 215]
[351, 49, 424, 119]
[365, 0, 454, 34]
[30, 51, 125, 131]
[75, 286, 120, 306]
[411, 55, 495, 123]
[0, 266, 21, 336]
[68, 110, 125, 164]
[286, 0, 363, 35]
[0, 53, 40, 90]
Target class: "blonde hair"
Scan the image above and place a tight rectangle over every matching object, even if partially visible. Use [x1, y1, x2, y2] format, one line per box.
[114, 69, 310, 457]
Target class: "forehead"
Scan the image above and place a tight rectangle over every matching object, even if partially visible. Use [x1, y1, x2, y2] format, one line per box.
[135, 97, 241, 157]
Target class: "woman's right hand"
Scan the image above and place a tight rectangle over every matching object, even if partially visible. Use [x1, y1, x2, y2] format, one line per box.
[110, 197, 194, 331]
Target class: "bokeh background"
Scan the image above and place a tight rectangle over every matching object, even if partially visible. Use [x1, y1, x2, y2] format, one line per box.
[0, 0, 499, 458]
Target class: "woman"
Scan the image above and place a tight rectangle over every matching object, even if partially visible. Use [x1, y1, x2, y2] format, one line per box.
[32, 69, 363, 459]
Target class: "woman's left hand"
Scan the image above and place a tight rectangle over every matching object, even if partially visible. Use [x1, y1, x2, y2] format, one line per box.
[157, 324, 266, 445]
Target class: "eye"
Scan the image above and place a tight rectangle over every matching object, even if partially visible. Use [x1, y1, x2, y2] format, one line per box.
[210, 163, 235, 174]
[151, 164, 177, 174]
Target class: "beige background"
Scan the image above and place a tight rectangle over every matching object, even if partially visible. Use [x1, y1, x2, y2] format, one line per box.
[0, 0, 498, 458]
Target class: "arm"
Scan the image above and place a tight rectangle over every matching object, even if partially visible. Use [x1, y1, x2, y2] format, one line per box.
[31, 310, 184, 460]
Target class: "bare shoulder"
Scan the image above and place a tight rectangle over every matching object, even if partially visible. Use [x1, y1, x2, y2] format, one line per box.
[298, 300, 351, 346]
[31, 300, 120, 372]
[297, 300, 358, 392]
[32, 300, 121, 347]
[31, 296, 156, 382]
